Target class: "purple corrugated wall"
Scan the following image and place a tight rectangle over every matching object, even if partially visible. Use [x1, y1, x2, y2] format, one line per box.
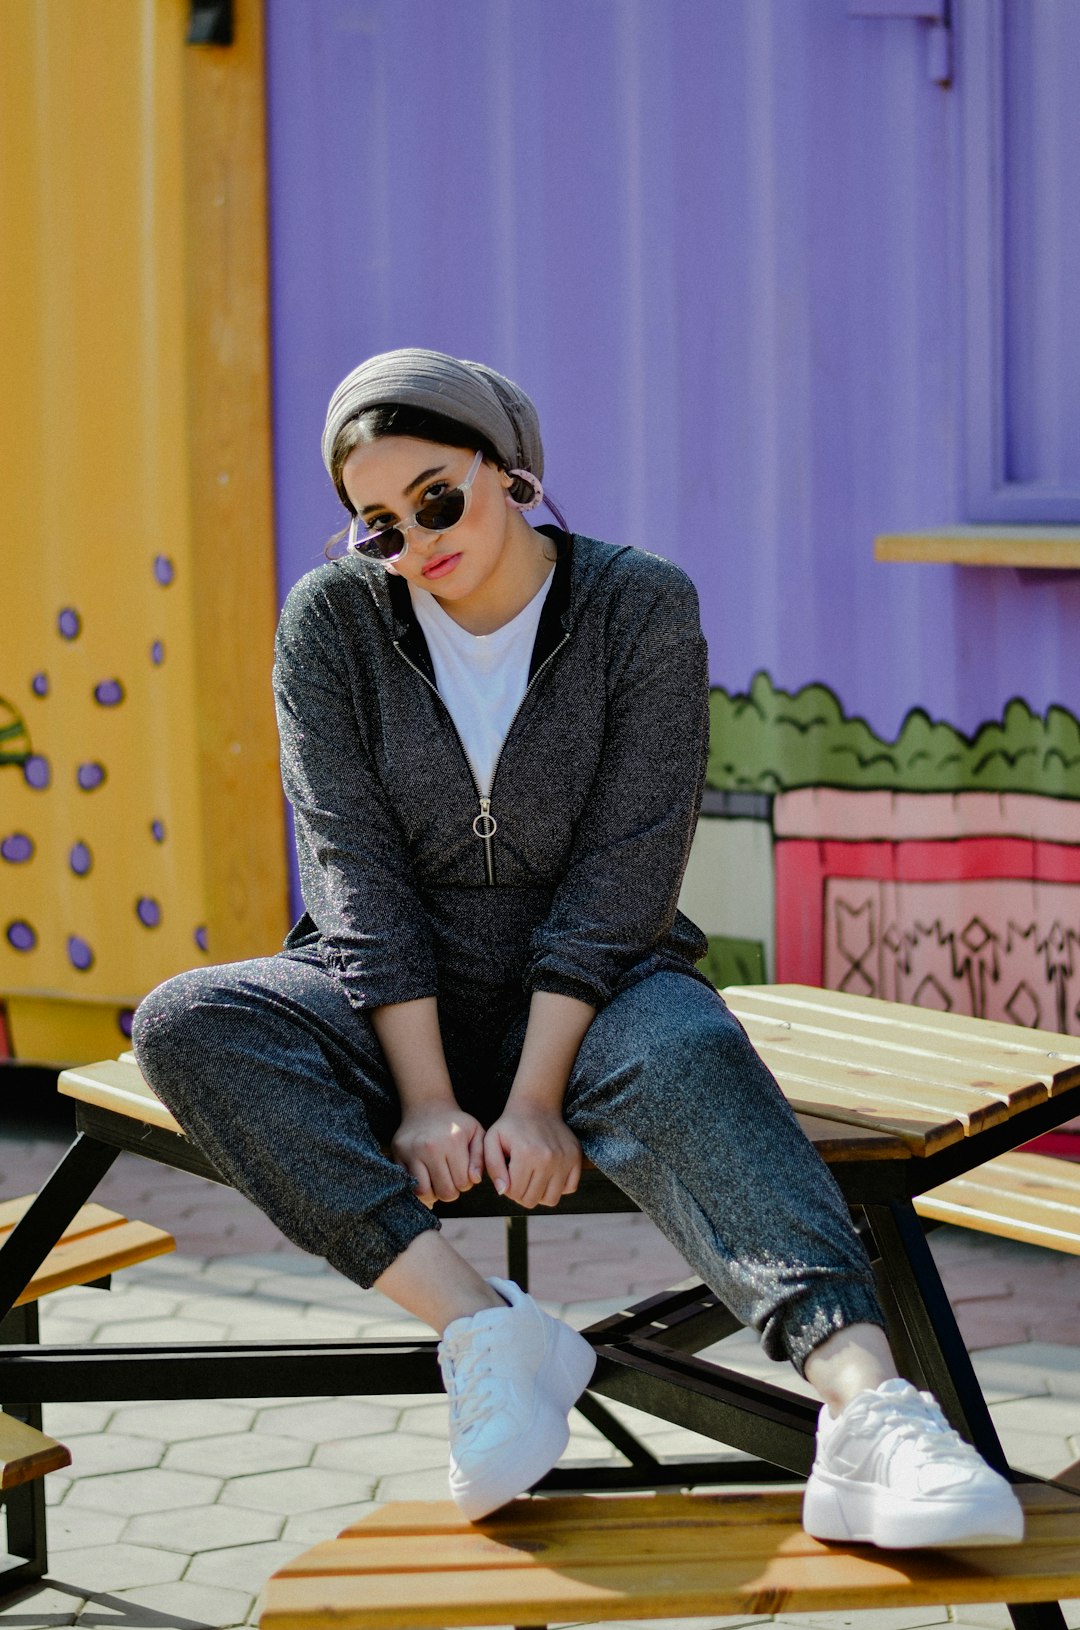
[265, 0, 1080, 742]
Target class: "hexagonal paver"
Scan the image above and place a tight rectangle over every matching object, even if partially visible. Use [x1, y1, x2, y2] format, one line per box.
[218, 1465, 374, 1513]
[45, 1505, 127, 1552]
[124, 1500, 285, 1553]
[64, 1465, 221, 1516]
[94, 1315, 228, 1344]
[398, 1400, 451, 1440]
[312, 1430, 447, 1476]
[0, 1582, 81, 1625]
[186, 1538, 306, 1593]
[253, 1398, 399, 1440]
[280, 1499, 380, 1546]
[48, 1540, 186, 1591]
[104, 1578, 253, 1628]
[42, 1401, 112, 1437]
[164, 1430, 312, 1478]
[64, 1431, 164, 1478]
[111, 1399, 256, 1439]
[373, 1466, 452, 1500]
[56, 1286, 181, 1324]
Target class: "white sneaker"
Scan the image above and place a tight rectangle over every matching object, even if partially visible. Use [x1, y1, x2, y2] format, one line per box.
[802, 1377, 1024, 1549]
[437, 1277, 596, 1522]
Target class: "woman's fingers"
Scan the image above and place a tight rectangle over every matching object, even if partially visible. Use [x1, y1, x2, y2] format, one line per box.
[467, 1123, 485, 1187]
[483, 1127, 512, 1196]
[410, 1160, 436, 1207]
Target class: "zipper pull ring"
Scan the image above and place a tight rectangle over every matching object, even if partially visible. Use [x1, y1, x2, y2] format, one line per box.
[473, 798, 497, 840]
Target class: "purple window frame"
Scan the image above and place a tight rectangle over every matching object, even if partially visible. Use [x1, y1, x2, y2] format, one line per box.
[960, 0, 1080, 524]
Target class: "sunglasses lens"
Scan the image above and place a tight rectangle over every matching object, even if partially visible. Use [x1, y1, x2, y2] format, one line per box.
[415, 488, 466, 533]
[352, 526, 406, 562]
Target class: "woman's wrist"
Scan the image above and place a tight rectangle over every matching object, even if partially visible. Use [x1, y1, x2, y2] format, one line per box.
[505, 1076, 569, 1115]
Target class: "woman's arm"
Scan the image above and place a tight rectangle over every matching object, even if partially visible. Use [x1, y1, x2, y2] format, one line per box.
[483, 991, 595, 1208]
[373, 998, 485, 1207]
[525, 561, 710, 1009]
[274, 576, 438, 1009]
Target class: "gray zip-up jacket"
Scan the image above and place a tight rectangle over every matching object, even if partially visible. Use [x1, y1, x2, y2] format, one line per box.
[273, 530, 710, 1012]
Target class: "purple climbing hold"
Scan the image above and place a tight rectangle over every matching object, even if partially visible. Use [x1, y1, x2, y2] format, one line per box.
[6, 921, 36, 952]
[77, 762, 106, 791]
[58, 608, 81, 639]
[1, 833, 33, 864]
[153, 555, 175, 586]
[150, 819, 166, 843]
[94, 679, 125, 707]
[117, 1009, 135, 1039]
[136, 896, 162, 928]
[67, 935, 94, 971]
[24, 755, 50, 790]
[31, 672, 49, 697]
[69, 841, 92, 876]
[150, 640, 165, 665]
[194, 925, 208, 952]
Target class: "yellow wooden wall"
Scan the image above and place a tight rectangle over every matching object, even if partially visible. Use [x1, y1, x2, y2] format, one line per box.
[0, 0, 286, 1065]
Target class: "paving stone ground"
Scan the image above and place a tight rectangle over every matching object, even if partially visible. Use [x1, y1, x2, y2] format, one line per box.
[2, 1116, 1079, 1630]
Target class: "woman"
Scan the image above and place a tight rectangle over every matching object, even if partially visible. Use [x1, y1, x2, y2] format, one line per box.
[134, 347, 1021, 1547]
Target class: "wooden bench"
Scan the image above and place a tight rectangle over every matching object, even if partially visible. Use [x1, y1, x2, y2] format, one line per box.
[261, 1487, 1080, 1629]
[0, 1194, 174, 1596]
[915, 1150, 1080, 1256]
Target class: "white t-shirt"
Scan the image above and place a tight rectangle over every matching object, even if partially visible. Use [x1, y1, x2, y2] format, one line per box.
[409, 568, 555, 798]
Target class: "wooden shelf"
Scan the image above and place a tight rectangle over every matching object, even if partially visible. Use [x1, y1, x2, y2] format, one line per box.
[875, 529, 1080, 569]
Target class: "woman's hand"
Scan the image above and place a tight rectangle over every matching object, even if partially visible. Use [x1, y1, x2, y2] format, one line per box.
[391, 1105, 486, 1207]
[483, 1108, 582, 1210]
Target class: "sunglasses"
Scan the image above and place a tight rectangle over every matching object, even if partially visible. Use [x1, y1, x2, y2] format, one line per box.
[347, 449, 484, 564]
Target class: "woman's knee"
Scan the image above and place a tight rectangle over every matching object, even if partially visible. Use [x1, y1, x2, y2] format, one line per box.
[132, 965, 245, 1076]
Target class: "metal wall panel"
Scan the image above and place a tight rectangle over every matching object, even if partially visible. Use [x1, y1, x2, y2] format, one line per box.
[266, 0, 1080, 760]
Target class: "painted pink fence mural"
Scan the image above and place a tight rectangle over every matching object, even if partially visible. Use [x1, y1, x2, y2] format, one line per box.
[774, 791, 1080, 1035]
[687, 673, 1080, 1155]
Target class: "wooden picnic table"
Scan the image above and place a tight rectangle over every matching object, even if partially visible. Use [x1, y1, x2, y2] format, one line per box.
[2, 985, 1080, 1629]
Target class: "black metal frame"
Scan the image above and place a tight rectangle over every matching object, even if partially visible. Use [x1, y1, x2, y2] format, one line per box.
[2, 1082, 1078, 1624]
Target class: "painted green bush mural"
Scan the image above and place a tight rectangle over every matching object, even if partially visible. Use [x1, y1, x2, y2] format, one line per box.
[708, 672, 1080, 797]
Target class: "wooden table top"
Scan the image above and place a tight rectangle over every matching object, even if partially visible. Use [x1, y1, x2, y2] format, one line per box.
[57, 986, 1080, 1167]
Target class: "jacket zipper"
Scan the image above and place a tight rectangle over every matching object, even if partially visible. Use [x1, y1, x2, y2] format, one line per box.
[393, 627, 570, 887]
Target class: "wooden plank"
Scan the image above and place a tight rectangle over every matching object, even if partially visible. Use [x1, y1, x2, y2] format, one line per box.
[14, 1218, 175, 1306]
[915, 1152, 1080, 1255]
[795, 1112, 910, 1162]
[734, 1011, 1051, 1111]
[751, 1053, 962, 1154]
[0, 1199, 134, 1241]
[745, 1029, 1011, 1136]
[262, 1490, 1080, 1629]
[58, 1057, 184, 1134]
[725, 987, 1080, 1090]
[334, 1484, 1072, 1539]
[875, 530, 1080, 570]
[0, 1413, 71, 1490]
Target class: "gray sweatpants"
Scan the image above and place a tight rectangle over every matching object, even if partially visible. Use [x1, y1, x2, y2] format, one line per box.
[132, 952, 884, 1374]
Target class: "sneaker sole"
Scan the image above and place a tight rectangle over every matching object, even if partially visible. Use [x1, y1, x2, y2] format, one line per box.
[803, 1471, 1025, 1549]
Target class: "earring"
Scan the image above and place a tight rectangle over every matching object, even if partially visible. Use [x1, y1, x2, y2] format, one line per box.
[505, 468, 544, 512]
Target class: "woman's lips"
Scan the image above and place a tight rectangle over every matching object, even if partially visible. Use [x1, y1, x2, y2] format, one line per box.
[422, 552, 462, 580]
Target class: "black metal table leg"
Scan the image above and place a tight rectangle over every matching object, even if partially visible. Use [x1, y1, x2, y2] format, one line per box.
[862, 1200, 1069, 1630]
[0, 1134, 119, 1321]
[1, 1303, 47, 1598]
[862, 1200, 1008, 1471]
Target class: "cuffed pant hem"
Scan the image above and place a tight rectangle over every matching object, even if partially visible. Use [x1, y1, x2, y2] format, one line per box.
[769, 1283, 889, 1376]
[325, 1192, 441, 1289]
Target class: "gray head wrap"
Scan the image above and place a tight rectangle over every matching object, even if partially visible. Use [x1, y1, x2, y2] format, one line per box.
[321, 347, 544, 483]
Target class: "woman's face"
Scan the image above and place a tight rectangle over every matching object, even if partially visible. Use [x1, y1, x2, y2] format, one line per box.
[340, 435, 517, 607]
